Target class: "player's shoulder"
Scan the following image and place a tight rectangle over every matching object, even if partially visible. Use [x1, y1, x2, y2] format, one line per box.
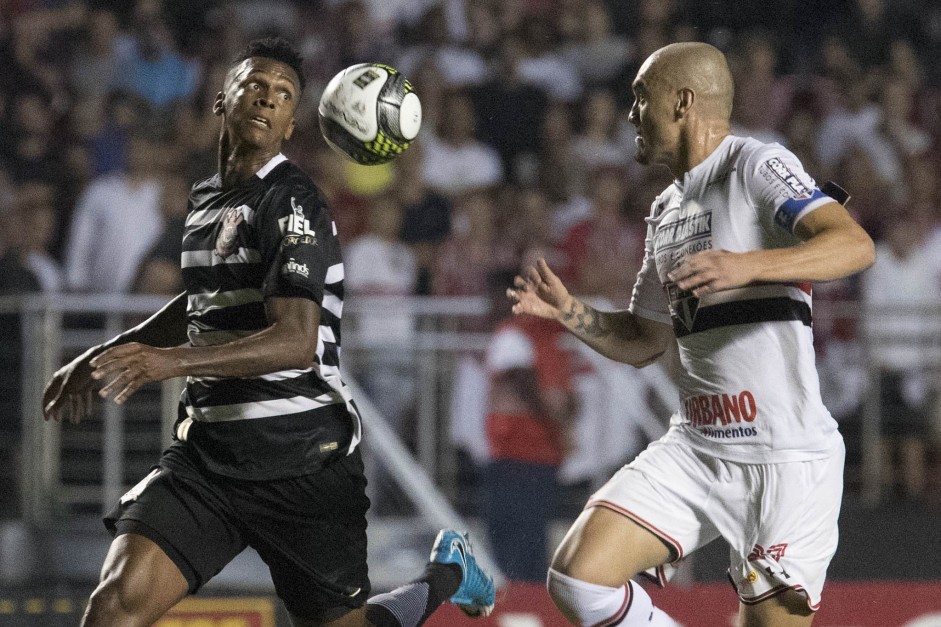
[732, 135, 799, 172]
[265, 161, 329, 211]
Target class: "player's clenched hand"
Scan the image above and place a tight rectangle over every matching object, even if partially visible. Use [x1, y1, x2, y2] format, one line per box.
[667, 249, 755, 297]
[43, 356, 96, 424]
[507, 258, 572, 320]
[90, 343, 181, 405]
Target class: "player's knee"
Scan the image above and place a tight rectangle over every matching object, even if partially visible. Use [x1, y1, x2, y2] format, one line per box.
[547, 567, 629, 626]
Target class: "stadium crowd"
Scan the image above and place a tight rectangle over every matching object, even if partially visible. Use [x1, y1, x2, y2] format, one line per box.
[1, 0, 941, 534]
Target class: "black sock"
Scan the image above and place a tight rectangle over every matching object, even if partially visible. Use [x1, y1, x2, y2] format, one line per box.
[365, 563, 462, 627]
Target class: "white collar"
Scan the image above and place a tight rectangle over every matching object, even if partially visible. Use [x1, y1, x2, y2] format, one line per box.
[256, 153, 288, 179]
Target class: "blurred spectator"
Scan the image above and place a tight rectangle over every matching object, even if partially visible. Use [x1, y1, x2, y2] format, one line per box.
[331, 0, 395, 74]
[3, 89, 66, 187]
[483, 268, 577, 582]
[66, 8, 131, 103]
[472, 33, 549, 184]
[116, 9, 199, 111]
[502, 186, 561, 271]
[133, 174, 190, 295]
[432, 191, 500, 300]
[728, 30, 793, 144]
[558, 167, 643, 301]
[82, 90, 149, 177]
[396, 145, 452, 295]
[816, 68, 905, 192]
[0, 182, 63, 294]
[514, 16, 582, 102]
[826, 0, 920, 71]
[397, 3, 487, 88]
[64, 132, 165, 293]
[878, 76, 933, 171]
[861, 210, 941, 501]
[560, 0, 632, 88]
[176, 61, 230, 182]
[421, 89, 503, 197]
[569, 88, 633, 194]
[345, 196, 419, 439]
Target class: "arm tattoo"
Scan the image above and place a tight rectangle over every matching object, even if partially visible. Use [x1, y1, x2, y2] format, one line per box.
[560, 299, 611, 338]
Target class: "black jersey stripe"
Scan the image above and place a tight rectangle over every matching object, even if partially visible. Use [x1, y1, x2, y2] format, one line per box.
[182, 265, 267, 294]
[189, 301, 268, 330]
[673, 297, 812, 338]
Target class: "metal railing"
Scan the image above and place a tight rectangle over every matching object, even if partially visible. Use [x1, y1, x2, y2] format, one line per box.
[2, 294, 940, 525]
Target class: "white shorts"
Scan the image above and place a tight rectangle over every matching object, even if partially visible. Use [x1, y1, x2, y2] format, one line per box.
[586, 434, 845, 610]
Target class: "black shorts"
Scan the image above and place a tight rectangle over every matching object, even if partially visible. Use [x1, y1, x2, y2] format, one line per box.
[104, 444, 371, 620]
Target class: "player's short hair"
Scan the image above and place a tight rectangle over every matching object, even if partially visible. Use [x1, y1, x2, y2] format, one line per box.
[232, 37, 306, 94]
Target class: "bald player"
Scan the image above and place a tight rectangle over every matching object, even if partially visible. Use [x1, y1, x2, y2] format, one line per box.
[509, 43, 874, 626]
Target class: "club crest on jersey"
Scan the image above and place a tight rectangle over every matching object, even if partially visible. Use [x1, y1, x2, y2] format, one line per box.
[667, 283, 699, 332]
[214, 206, 246, 259]
[763, 158, 811, 200]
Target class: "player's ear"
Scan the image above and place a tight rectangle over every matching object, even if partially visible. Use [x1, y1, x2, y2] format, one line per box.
[284, 117, 296, 141]
[213, 91, 225, 116]
[676, 88, 694, 119]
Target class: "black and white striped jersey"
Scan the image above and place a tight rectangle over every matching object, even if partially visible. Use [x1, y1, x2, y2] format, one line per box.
[172, 154, 362, 479]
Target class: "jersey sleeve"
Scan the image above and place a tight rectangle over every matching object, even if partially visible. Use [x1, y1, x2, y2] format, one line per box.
[628, 202, 672, 324]
[747, 144, 834, 234]
[256, 185, 336, 304]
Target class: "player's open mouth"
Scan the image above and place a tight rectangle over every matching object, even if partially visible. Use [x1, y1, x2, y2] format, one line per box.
[250, 116, 271, 128]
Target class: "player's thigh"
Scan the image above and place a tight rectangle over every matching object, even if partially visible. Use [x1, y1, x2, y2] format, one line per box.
[554, 438, 719, 587]
[739, 589, 815, 627]
[86, 533, 189, 625]
[551, 505, 673, 587]
[105, 451, 248, 594]
[235, 449, 372, 621]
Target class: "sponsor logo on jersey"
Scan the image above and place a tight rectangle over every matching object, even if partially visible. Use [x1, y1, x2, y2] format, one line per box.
[653, 211, 713, 251]
[684, 390, 758, 427]
[214, 206, 246, 259]
[762, 158, 811, 199]
[282, 258, 309, 278]
[699, 426, 758, 439]
[278, 197, 318, 246]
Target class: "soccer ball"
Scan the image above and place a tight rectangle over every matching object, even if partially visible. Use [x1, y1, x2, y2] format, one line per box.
[318, 63, 422, 165]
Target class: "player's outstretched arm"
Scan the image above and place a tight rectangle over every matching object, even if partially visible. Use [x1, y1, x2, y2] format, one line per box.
[43, 292, 190, 423]
[668, 201, 875, 297]
[90, 296, 320, 406]
[508, 259, 672, 367]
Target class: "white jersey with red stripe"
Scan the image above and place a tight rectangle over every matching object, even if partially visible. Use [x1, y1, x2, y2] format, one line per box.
[630, 134, 842, 463]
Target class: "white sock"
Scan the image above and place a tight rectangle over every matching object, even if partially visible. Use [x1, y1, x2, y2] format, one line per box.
[547, 568, 681, 626]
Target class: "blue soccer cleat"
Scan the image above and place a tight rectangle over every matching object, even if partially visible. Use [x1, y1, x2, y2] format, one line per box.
[430, 529, 496, 617]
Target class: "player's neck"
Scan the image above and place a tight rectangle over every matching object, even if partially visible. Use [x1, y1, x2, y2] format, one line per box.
[218, 140, 282, 188]
[672, 124, 729, 178]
